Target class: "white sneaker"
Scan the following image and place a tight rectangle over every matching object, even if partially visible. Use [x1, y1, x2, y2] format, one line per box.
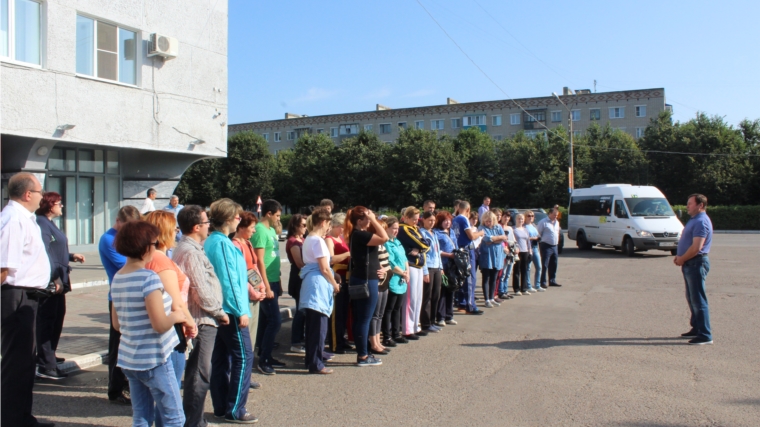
[484, 301, 493, 308]
[514, 291, 522, 296]
[491, 299, 501, 306]
[445, 319, 458, 325]
[536, 287, 545, 292]
[523, 291, 531, 296]
[290, 345, 305, 354]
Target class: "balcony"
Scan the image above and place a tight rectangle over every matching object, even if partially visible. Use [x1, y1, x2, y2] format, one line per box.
[523, 121, 545, 130]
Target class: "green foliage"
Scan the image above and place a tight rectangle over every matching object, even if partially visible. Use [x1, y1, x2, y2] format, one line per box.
[672, 205, 760, 230]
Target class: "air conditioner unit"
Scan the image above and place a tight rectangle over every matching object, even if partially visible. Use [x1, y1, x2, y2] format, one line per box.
[148, 33, 178, 59]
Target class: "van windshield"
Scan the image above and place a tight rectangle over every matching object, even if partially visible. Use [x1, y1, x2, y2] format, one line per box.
[624, 198, 675, 217]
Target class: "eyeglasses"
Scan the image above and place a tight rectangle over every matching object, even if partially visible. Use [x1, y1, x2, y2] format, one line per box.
[29, 189, 44, 195]
[526, 214, 534, 217]
[200, 220, 211, 225]
[55, 202, 64, 208]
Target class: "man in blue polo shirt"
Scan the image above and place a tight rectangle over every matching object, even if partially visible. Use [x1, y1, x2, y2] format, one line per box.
[674, 193, 713, 345]
[452, 201, 484, 315]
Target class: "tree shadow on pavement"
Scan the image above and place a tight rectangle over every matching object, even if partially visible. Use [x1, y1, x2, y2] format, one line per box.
[462, 337, 686, 350]
[727, 398, 760, 406]
[616, 423, 697, 427]
[81, 312, 111, 324]
[560, 247, 671, 260]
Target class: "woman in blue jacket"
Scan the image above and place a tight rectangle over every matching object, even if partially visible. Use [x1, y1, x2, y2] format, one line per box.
[478, 211, 506, 308]
[382, 217, 409, 345]
[204, 199, 257, 424]
[433, 211, 458, 325]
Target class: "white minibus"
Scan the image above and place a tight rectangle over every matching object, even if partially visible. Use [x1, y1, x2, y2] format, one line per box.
[567, 184, 684, 256]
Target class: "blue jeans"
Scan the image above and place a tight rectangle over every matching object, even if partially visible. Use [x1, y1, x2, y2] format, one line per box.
[526, 245, 541, 290]
[539, 242, 559, 286]
[350, 277, 378, 358]
[498, 258, 514, 296]
[154, 349, 185, 427]
[257, 281, 282, 364]
[123, 358, 185, 427]
[682, 256, 711, 340]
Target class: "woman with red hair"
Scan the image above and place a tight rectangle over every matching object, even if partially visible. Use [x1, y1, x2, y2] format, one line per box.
[34, 192, 85, 380]
[344, 206, 388, 366]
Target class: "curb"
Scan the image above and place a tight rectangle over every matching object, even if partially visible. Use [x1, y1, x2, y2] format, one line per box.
[59, 306, 297, 374]
[713, 230, 760, 234]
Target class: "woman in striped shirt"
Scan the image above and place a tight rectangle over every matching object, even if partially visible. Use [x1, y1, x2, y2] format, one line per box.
[369, 219, 392, 355]
[110, 221, 187, 427]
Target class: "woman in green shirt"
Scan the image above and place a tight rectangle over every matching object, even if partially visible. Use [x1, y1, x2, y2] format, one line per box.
[382, 217, 410, 346]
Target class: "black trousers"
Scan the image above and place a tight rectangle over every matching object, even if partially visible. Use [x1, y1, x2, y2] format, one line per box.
[382, 291, 405, 339]
[2, 286, 40, 427]
[481, 268, 498, 302]
[304, 309, 328, 372]
[183, 324, 217, 427]
[108, 301, 128, 399]
[513, 252, 531, 293]
[328, 278, 350, 351]
[36, 293, 66, 371]
[421, 268, 442, 329]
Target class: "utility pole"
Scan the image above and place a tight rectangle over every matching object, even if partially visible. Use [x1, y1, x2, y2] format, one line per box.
[553, 91, 575, 194]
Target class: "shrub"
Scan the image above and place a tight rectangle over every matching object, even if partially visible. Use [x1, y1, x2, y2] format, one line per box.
[672, 205, 760, 230]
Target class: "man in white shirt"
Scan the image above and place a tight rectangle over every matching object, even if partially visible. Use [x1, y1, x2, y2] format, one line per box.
[477, 196, 490, 220]
[1, 172, 54, 427]
[164, 195, 184, 217]
[139, 188, 157, 214]
[536, 208, 562, 288]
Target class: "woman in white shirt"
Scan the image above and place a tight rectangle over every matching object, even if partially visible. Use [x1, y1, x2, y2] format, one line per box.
[299, 208, 340, 374]
[512, 214, 532, 296]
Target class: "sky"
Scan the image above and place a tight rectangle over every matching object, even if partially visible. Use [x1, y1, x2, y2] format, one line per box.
[228, 0, 760, 127]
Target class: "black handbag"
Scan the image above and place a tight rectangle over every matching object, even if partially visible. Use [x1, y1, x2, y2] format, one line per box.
[348, 233, 370, 300]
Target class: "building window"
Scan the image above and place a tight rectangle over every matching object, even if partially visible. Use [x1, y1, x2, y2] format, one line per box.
[463, 115, 486, 126]
[76, 15, 137, 85]
[287, 131, 295, 141]
[571, 110, 581, 122]
[510, 113, 520, 125]
[525, 111, 545, 123]
[415, 120, 424, 130]
[494, 135, 503, 141]
[396, 122, 406, 130]
[262, 133, 269, 141]
[316, 128, 324, 134]
[274, 132, 281, 142]
[492, 115, 502, 126]
[340, 124, 359, 135]
[609, 107, 625, 119]
[451, 118, 461, 129]
[330, 127, 338, 137]
[573, 130, 581, 137]
[551, 111, 562, 123]
[636, 127, 645, 138]
[431, 119, 444, 130]
[1, 0, 41, 65]
[636, 105, 647, 117]
[590, 108, 601, 121]
[379, 123, 391, 134]
[364, 124, 373, 132]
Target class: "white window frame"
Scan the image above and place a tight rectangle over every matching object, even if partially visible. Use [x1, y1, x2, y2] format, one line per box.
[635, 127, 645, 138]
[1, 0, 43, 67]
[316, 128, 324, 134]
[510, 113, 521, 125]
[274, 132, 281, 142]
[364, 124, 373, 132]
[414, 120, 424, 130]
[492, 115, 502, 126]
[451, 118, 461, 129]
[287, 131, 295, 141]
[463, 115, 486, 127]
[330, 127, 338, 137]
[589, 108, 601, 121]
[609, 107, 625, 119]
[431, 119, 444, 130]
[551, 111, 562, 123]
[635, 105, 647, 117]
[571, 110, 581, 122]
[379, 123, 391, 134]
[262, 133, 269, 142]
[74, 13, 140, 87]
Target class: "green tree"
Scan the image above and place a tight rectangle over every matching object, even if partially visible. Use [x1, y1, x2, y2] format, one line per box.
[579, 123, 648, 186]
[286, 132, 338, 211]
[334, 130, 391, 209]
[453, 127, 498, 204]
[174, 157, 222, 208]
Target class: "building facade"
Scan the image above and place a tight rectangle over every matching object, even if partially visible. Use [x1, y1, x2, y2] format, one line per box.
[231, 88, 669, 153]
[1, 0, 228, 249]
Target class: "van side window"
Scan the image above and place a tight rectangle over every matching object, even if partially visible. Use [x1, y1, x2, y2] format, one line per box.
[614, 200, 628, 218]
[570, 195, 614, 216]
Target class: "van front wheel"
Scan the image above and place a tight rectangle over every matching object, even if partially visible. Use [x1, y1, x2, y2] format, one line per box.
[577, 232, 593, 250]
[623, 237, 636, 257]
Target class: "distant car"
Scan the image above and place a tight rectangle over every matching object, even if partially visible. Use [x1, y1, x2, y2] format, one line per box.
[279, 231, 288, 241]
[504, 208, 564, 254]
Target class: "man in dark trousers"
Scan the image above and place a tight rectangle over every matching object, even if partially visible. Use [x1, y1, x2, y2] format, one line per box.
[1, 172, 55, 427]
[674, 193, 714, 345]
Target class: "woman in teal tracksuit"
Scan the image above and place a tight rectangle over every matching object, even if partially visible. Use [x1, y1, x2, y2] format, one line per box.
[204, 199, 258, 423]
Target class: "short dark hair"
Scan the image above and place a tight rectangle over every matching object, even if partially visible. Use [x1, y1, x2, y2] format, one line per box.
[147, 188, 157, 197]
[319, 199, 334, 209]
[115, 221, 159, 259]
[237, 211, 258, 231]
[689, 193, 708, 208]
[8, 172, 37, 199]
[423, 200, 435, 207]
[117, 205, 141, 223]
[178, 205, 205, 234]
[261, 199, 282, 216]
[286, 214, 306, 238]
[36, 191, 62, 216]
[422, 211, 436, 220]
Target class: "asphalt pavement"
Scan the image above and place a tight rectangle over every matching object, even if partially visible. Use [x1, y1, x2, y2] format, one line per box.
[32, 234, 760, 426]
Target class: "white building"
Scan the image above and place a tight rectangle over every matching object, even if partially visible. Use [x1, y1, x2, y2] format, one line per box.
[1, 0, 228, 249]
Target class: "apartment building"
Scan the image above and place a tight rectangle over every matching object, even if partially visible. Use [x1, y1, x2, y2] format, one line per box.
[1, 0, 228, 249]
[231, 88, 669, 153]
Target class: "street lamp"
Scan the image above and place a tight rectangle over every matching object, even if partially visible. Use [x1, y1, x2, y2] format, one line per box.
[553, 92, 574, 194]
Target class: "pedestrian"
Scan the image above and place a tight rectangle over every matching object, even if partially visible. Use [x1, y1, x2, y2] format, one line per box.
[98, 204, 141, 405]
[252, 199, 285, 374]
[144, 210, 198, 391]
[164, 195, 184, 218]
[204, 199, 258, 423]
[172, 205, 232, 427]
[524, 211, 543, 293]
[285, 214, 307, 353]
[433, 211, 458, 326]
[397, 206, 430, 339]
[512, 214, 532, 296]
[319, 199, 334, 214]
[325, 212, 352, 354]
[140, 188, 158, 214]
[419, 211, 443, 333]
[1, 172, 54, 427]
[478, 196, 491, 220]
[110, 220, 187, 427]
[423, 199, 436, 214]
[299, 207, 340, 374]
[497, 211, 516, 300]
[478, 211, 507, 308]
[382, 216, 409, 346]
[537, 208, 562, 288]
[673, 194, 714, 345]
[230, 211, 266, 384]
[345, 206, 388, 366]
[451, 201, 484, 315]
[369, 219, 392, 354]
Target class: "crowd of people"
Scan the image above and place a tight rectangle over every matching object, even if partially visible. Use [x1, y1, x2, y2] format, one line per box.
[1, 173, 567, 426]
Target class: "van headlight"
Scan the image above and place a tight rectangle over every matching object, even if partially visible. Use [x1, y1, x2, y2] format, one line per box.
[636, 230, 652, 238]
